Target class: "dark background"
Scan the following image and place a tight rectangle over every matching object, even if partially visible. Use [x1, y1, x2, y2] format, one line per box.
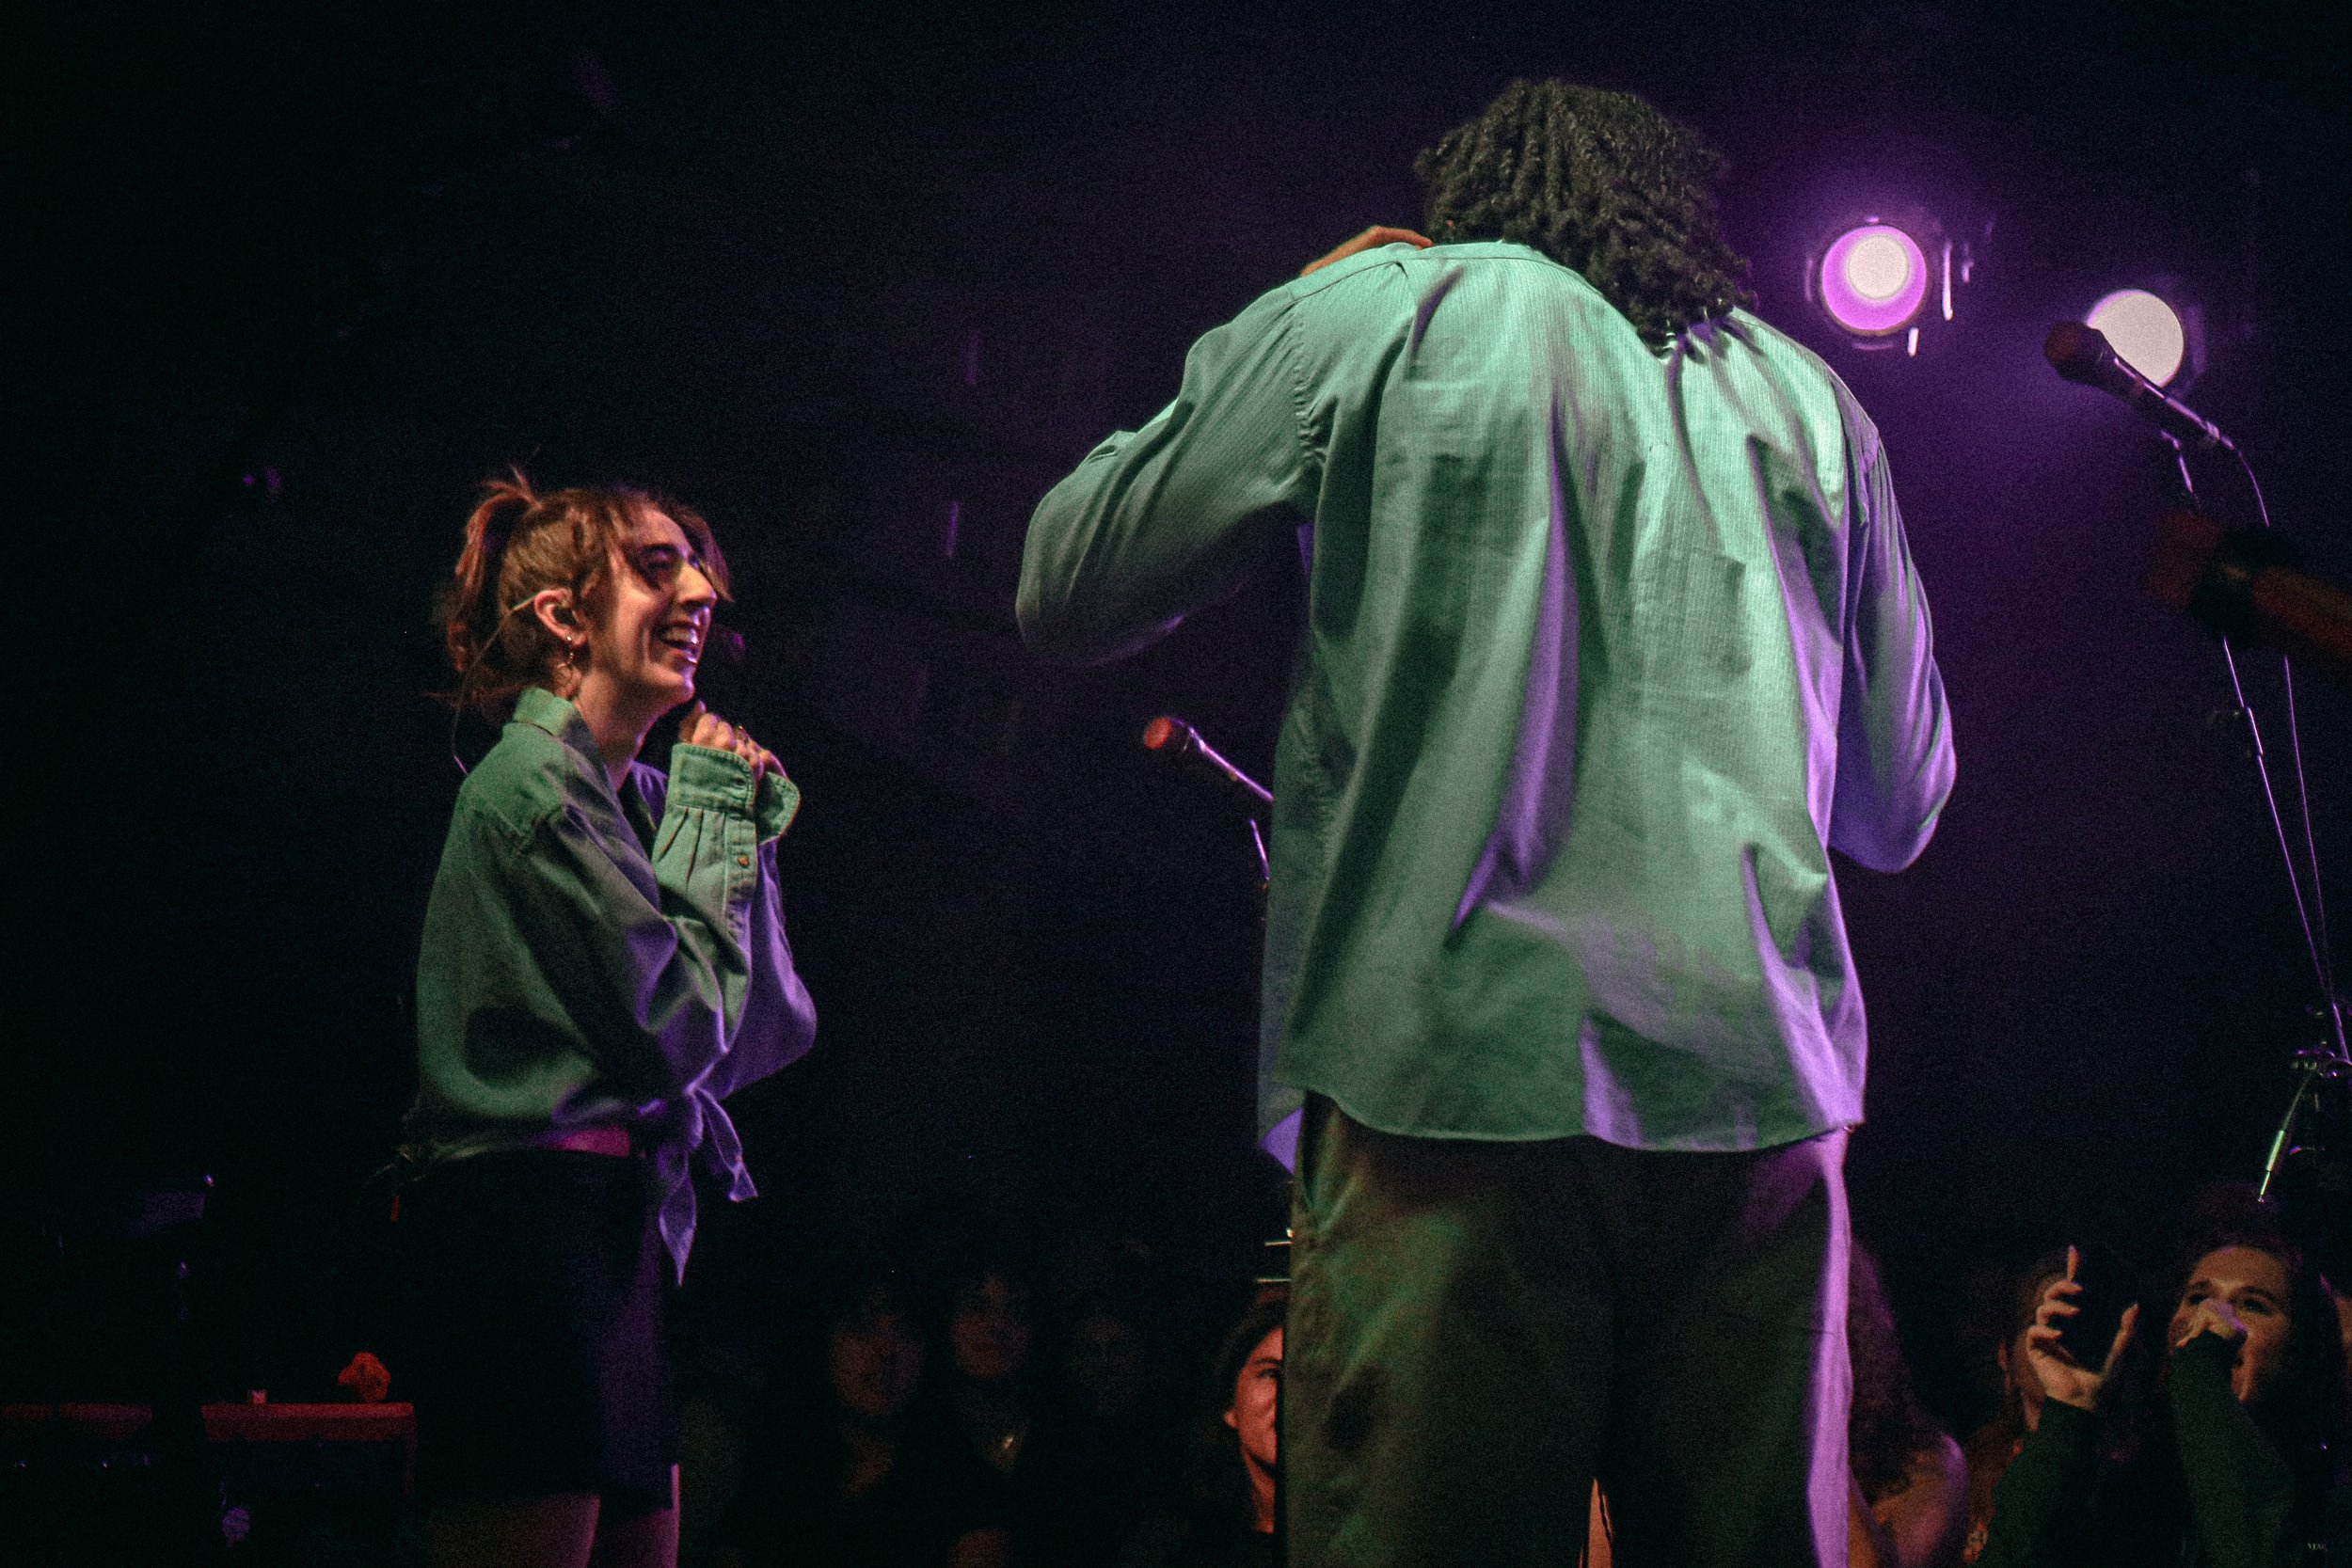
[10, 0, 2348, 1426]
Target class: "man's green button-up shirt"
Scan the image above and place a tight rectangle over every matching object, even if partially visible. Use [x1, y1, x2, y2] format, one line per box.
[1020, 241, 1954, 1155]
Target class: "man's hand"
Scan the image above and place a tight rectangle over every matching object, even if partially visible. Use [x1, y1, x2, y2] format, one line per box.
[1301, 225, 1434, 277]
[681, 703, 784, 782]
[2025, 1246, 2140, 1413]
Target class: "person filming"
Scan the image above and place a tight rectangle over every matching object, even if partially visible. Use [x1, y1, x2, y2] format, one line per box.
[1979, 1204, 2351, 1567]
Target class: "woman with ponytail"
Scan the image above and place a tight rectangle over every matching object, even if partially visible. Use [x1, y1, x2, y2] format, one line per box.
[401, 473, 817, 1568]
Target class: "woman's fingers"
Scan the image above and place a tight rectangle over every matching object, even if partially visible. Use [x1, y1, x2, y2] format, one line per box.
[2104, 1303, 2140, 1375]
[2026, 1324, 2080, 1369]
[2034, 1291, 2080, 1333]
[682, 708, 785, 779]
[2174, 1299, 2247, 1351]
[1300, 224, 1435, 277]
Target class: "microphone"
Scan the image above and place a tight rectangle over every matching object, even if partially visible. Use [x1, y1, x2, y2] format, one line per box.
[2044, 322, 2233, 451]
[1141, 716, 1272, 812]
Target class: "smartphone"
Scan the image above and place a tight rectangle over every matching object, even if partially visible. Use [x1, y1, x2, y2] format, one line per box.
[2055, 1243, 2137, 1368]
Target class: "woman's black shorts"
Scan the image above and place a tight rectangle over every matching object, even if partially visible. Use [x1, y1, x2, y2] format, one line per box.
[398, 1149, 676, 1509]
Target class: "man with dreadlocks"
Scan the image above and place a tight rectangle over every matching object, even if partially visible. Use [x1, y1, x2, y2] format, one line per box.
[1020, 81, 1953, 1565]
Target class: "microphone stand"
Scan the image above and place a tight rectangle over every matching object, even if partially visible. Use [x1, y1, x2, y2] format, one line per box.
[2159, 435, 2350, 1198]
[1137, 715, 1307, 1560]
[1141, 716, 1285, 1560]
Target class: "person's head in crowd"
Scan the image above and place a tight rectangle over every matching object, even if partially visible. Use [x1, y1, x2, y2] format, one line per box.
[2153, 1191, 2345, 1424]
[1994, 1249, 2074, 1435]
[826, 1279, 927, 1427]
[2169, 1243, 2294, 1404]
[1212, 1291, 1287, 1536]
[2092, 1183, 2352, 1524]
[720, 1270, 1021, 1568]
[1066, 1294, 1152, 1425]
[1954, 1248, 2079, 1568]
[1847, 1243, 1953, 1503]
[947, 1259, 1036, 1388]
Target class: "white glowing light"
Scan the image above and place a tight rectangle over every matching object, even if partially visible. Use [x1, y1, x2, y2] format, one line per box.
[1845, 232, 1916, 302]
[2087, 289, 2186, 387]
[1818, 224, 1930, 336]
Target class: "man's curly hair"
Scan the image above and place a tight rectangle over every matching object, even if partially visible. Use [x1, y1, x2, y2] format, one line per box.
[1415, 80, 1755, 346]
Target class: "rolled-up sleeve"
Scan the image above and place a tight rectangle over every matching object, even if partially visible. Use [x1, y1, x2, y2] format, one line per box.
[492, 743, 789, 1101]
[1828, 436, 1955, 871]
[704, 829, 818, 1099]
[1019, 291, 1318, 664]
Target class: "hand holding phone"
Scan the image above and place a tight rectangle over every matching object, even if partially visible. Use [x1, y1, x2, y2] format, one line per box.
[2026, 1245, 2141, 1413]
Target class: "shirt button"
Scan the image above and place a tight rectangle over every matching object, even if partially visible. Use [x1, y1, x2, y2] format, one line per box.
[737, 855, 750, 867]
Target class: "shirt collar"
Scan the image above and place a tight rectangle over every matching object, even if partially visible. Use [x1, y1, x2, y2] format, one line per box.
[513, 686, 607, 778]
[1425, 240, 1551, 261]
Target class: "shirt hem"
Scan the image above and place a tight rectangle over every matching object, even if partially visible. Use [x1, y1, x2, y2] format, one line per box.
[1275, 1080, 1860, 1154]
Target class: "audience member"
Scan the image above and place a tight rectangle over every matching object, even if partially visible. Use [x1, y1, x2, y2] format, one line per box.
[924, 1252, 1121, 1566]
[1120, 1291, 1286, 1568]
[1848, 1244, 1971, 1566]
[1959, 1250, 2071, 1563]
[686, 1193, 2339, 1568]
[1051, 1288, 1188, 1562]
[717, 1275, 1010, 1568]
[1066, 1295, 1154, 1428]
[939, 1258, 1041, 1480]
[1979, 1191, 2352, 1567]
[1586, 1244, 1966, 1566]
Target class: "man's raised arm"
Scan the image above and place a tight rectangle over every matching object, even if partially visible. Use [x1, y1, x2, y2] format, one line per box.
[1017, 289, 1320, 665]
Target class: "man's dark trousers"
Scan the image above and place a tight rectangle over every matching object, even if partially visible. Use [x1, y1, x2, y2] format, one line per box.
[1284, 1098, 1852, 1567]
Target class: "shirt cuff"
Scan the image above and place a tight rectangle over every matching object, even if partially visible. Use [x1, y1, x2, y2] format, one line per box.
[755, 775, 802, 844]
[668, 743, 760, 814]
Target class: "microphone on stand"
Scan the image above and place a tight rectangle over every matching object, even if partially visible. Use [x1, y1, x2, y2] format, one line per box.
[1141, 716, 1272, 813]
[2044, 321, 2234, 451]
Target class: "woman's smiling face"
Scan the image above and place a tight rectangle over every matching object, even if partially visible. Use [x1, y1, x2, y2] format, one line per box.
[582, 508, 718, 719]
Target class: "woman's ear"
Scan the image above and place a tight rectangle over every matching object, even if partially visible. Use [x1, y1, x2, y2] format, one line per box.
[529, 589, 580, 644]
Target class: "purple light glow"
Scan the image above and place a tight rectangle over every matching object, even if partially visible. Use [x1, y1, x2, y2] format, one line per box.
[2086, 289, 2185, 387]
[1819, 224, 1929, 337]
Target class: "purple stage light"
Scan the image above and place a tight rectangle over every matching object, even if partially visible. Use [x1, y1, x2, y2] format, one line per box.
[2086, 289, 2186, 387]
[1818, 223, 1929, 337]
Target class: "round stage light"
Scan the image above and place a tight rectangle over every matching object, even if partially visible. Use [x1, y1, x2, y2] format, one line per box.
[2086, 289, 2186, 387]
[1818, 224, 1930, 337]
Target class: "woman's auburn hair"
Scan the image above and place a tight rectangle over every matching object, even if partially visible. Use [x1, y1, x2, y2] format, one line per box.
[441, 469, 728, 718]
